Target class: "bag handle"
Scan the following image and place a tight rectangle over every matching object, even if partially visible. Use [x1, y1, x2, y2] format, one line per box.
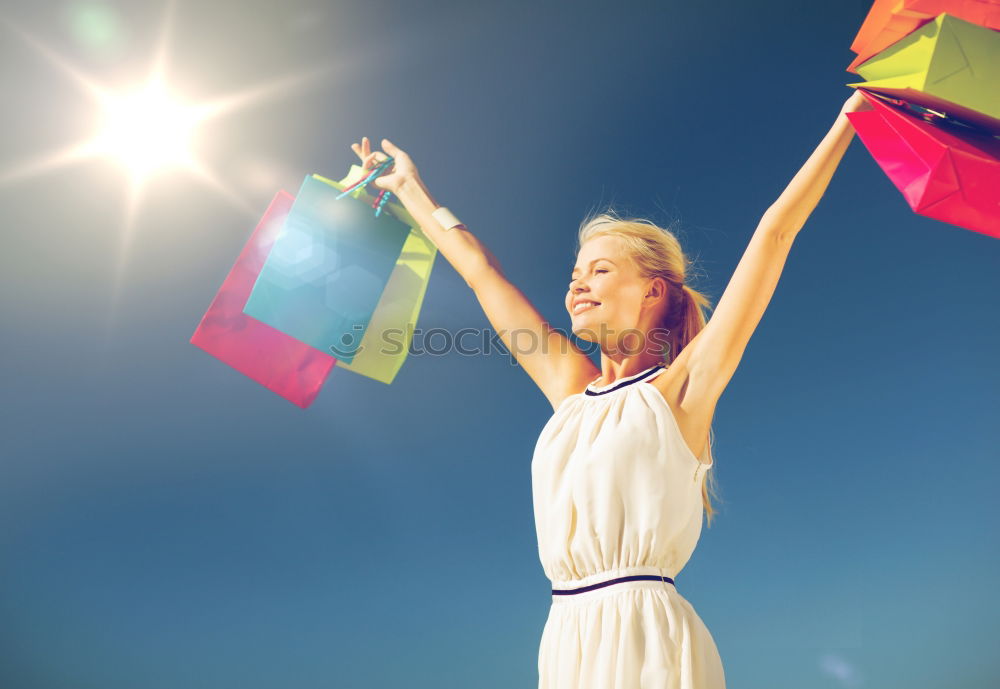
[334, 156, 396, 217]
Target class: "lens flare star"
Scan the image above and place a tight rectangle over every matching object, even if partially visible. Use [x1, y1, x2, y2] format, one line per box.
[0, 2, 340, 336]
[94, 81, 199, 180]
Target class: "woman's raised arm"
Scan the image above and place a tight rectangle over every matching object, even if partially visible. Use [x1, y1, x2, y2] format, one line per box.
[677, 92, 872, 413]
[357, 138, 596, 409]
[351, 138, 491, 287]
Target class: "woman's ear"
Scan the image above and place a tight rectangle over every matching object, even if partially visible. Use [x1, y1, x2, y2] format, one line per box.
[645, 276, 668, 302]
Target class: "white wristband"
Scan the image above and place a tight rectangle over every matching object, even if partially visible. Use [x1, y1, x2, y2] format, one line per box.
[432, 206, 465, 231]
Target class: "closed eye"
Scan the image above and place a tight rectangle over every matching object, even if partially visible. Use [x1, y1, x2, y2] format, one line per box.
[568, 268, 608, 287]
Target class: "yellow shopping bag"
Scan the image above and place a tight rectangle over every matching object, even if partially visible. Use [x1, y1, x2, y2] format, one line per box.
[848, 13, 1000, 133]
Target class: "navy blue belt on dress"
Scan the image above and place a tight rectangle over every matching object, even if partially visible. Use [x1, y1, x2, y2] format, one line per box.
[552, 574, 675, 596]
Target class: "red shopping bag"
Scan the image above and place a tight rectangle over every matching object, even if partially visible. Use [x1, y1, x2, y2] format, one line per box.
[846, 90, 1000, 239]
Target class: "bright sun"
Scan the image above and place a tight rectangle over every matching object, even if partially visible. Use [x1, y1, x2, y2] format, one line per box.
[0, 7, 337, 330]
[95, 82, 199, 178]
[0, 8, 335, 237]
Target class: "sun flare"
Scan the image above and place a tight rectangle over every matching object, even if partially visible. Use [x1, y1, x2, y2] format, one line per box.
[95, 82, 200, 179]
[0, 9, 335, 207]
[0, 5, 338, 328]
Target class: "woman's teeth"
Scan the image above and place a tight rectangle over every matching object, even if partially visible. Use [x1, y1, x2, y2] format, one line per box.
[573, 301, 600, 314]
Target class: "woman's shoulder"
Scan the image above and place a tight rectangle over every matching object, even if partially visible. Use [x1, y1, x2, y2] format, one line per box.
[545, 364, 602, 412]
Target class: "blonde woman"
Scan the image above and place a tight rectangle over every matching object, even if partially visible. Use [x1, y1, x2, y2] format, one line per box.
[351, 89, 872, 689]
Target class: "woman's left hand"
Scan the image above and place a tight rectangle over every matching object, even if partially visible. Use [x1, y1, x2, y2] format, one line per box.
[841, 88, 875, 115]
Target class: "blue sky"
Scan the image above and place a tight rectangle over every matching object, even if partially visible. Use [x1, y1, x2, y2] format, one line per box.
[1, 1, 998, 687]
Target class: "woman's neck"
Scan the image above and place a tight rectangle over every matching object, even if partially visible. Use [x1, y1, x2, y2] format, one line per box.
[593, 358, 667, 387]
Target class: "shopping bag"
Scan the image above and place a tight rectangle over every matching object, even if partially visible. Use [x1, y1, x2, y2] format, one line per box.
[313, 165, 438, 384]
[845, 89, 1000, 239]
[847, 0, 1000, 73]
[190, 191, 336, 408]
[848, 13, 1000, 134]
[242, 174, 412, 365]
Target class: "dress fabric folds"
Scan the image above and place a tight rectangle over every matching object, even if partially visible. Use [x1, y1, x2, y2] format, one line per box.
[531, 364, 725, 689]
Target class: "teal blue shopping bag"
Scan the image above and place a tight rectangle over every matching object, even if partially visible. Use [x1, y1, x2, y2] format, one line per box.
[242, 174, 411, 364]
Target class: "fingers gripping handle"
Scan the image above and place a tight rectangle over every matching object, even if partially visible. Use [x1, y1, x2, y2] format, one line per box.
[335, 156, 396, 217]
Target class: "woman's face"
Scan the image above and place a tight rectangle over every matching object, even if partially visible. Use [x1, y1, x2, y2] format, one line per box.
[565, 235, 668, 348]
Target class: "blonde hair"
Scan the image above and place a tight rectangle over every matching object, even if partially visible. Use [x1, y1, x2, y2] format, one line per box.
[576, 208, 722, 526]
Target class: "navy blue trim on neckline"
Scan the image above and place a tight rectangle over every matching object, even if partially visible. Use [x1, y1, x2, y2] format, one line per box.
[585, 364, 666, 396]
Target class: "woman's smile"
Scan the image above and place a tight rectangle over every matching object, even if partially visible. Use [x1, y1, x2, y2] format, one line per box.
[572, 301, 601, 315]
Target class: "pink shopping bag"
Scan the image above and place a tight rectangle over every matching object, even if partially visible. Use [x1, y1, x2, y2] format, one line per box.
[190, 191, 337, 407]
[846, 89, 1000, 239]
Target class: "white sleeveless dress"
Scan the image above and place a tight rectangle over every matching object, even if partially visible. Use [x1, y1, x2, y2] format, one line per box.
[531, 363, 725, 689]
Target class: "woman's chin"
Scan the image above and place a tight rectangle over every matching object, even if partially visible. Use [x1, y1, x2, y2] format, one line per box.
[570, 317, 602, 340]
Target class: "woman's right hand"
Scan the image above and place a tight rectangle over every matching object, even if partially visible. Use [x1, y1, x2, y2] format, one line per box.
[349, 137, 420, 194]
